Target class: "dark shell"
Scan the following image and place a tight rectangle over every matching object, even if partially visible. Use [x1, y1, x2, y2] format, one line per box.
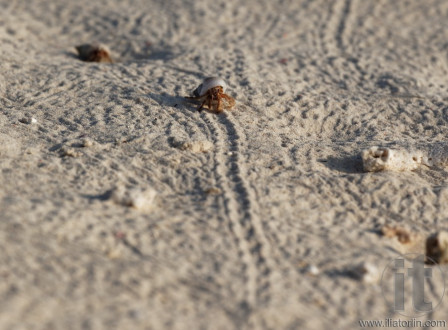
[75, 44, 113, 63]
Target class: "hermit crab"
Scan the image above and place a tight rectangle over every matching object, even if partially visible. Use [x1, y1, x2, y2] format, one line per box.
[75, 44, 113, 63]
[186, 77, 235, 113]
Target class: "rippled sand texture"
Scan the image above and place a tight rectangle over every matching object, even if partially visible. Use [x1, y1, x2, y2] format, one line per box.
[1, 0, 448, 329]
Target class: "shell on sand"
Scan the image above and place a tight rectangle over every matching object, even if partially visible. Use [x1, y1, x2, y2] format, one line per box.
[381, 225, 413, 244]
[75, 44, 113, 63]
[361, 144, 448, 172]
[426, 232, 448, 264]
[352, 262, 379, 284]
[192, 77, 227, 97]
[106, 186, 157, 211]
[171, 138, 213, 153]
[361, 146, 426, 172]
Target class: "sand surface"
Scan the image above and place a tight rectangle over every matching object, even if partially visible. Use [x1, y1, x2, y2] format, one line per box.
[1, 0, 448, 329]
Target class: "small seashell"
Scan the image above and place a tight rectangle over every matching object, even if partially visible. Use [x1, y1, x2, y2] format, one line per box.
[172, 139, 214, 153]
[107, 186, 157, 211]
[59, 146, 81, 157]
[81, 138, 94, 148]
[381, 225, 412, 244]
[426, 231, 448, 264]
[305, 264, 320, 276]
[205, 187, 222, 195]
[75, 44, 113, 63]
[193, 77, 227, 97]
[18, 116, 37, 124]
[352, 262, 379, 284]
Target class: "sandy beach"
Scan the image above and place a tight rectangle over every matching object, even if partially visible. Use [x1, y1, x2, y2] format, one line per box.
[1, 0, 448, 329]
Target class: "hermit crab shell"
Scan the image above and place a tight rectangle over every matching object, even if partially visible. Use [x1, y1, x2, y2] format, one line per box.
[193, 77, 227, 97]
[75, 43, 113, 63]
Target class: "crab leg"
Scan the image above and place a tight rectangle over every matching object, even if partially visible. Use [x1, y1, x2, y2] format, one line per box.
[198, 98, 207, 112]
[221, 94, 235, 108]
[216, 95, 221, 112]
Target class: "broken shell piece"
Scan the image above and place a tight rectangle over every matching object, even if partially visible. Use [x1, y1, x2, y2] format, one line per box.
[173, 139, 213, 153]
[180, 140, 213, 153]
[18, 117, 37, 124]
[59, 146, 81, 157]
[80, 138, 94, 148]
[352, 262, 380, 284]
[205, 187, 222, 195]
[192, 77, 227, 97]
[305, 264, 320, 276]
[75, 44, 113, 63]
[381, 225, 412, 244]
[107, 186, 157, 211]
[361, 146, 426, 172]
[426, 232, 448, 264]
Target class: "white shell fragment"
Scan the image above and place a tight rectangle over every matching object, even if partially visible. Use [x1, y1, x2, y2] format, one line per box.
[81, 138, 94, 148]
[59, 146, 81, 157]
[172, 138, 213, 153]
[426, 231, 448, 264]
[361, 146, 428, 172]
[193, 77, 227, 97]
[19, 116, 37, 124]
[352, 262, 380, 284]
[361, 144, 448, 172]
[305, 264, 320, 276]
[107, 186, 157, 211]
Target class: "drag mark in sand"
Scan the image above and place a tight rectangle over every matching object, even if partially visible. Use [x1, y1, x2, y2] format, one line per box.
[335, 0, 352, 53]
[201, 112, 273, 309]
